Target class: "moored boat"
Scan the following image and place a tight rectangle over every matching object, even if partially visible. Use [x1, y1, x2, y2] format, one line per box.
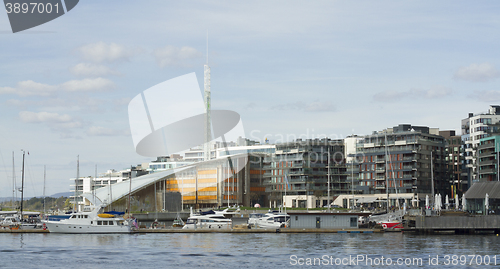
[182, 208, 232, 230]
[252, 211, 290, 229]
[42, 205, 133, 234]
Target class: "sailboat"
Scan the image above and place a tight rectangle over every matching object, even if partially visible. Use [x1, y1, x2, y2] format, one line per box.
[377, 134, 404, 230]
[42, 156, 133, 233]
[16, 150, 39, 230]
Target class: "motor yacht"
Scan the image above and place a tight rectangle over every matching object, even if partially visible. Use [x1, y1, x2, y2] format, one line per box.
[42, 205, 133, 233]
[182, 208, 232, 230]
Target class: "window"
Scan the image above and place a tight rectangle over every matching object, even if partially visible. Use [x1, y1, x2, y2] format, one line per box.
[350, 217, 357, 227]
[97, 221, 102, 225]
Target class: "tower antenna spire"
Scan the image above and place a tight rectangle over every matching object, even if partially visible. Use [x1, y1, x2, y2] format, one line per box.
[204, 31, 212, 162]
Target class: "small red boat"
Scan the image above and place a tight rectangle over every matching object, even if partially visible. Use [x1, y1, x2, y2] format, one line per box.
[381, 222, 403, 229]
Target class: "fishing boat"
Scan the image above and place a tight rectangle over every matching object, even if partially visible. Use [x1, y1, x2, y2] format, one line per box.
[42, 205, 133, 233]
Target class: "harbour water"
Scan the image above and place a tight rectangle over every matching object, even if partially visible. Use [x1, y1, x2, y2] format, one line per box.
[1, 233, 500, 268]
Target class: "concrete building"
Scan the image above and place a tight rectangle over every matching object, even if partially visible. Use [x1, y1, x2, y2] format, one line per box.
[354, 124, 448, 207]
[461, 105, 500, 182]
[70, 168, 138, 211]
[263, 138, 355, 209]
[440, 130, 468, 195]
[184, 137, 259, 162]
[288, 212, 369, 229]
[478, 135, 500, 182]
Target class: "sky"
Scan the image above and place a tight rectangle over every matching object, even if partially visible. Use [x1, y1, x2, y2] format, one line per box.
[1, 1, 500, 198]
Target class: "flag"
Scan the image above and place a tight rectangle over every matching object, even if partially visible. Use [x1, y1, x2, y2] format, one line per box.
[284, 173, 290, 190]
[132, 218, 139, 229]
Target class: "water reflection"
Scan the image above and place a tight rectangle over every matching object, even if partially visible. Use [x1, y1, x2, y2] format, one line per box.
[0, 233, 500, 268]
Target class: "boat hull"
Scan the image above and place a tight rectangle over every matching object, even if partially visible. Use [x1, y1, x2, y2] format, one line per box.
[182, 222, 231, 230]
[43, 221, 132, 234]
[381, 222, 403, 229]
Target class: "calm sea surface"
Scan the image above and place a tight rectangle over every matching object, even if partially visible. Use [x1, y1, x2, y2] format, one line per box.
[1, 232, 500, 268]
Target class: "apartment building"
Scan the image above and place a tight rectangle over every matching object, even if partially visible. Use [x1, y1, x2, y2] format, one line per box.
[461, 105, 500, 182]
[355, 124, 448, 206]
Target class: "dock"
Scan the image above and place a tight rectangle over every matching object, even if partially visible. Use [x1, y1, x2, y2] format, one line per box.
[405, 214, 500, 234]
[0, 228, 383, 234]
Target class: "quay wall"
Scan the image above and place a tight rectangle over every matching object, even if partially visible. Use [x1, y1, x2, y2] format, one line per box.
[415, 215, 500, 230]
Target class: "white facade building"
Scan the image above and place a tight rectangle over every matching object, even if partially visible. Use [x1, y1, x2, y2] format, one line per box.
[461, 105, 500, 181]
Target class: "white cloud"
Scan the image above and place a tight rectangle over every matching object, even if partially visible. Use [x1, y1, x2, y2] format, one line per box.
[78, 42, 133, 63]
[70, 63, 121, 77]
[273, 101, 336, 112]
[0, 78, 115, 97]
[87, 126, 129, 136]
[453, 63, 500, 82]
[373, 86, 452, 102]
[60, 78, 115, 92]
[19, 111, 72, 123]
[0, 80, 57, 97]
[153, 46, 202, 67]
[470, 90, 500, 102]
[19, 111, 84, 135]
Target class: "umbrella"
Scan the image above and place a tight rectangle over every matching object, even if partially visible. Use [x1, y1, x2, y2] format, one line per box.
[445, 195, 449, 210]
[438, 194, 442, 211]
[455, 195, 459, 210]
[462, 194, 466, 211]
[485, 193, 489, 214]
[434, 194, 438, 209]
[425, 195, 429, 209]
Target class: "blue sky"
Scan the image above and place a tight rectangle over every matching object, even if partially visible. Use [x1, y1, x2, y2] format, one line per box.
[1, 1, 500, 197]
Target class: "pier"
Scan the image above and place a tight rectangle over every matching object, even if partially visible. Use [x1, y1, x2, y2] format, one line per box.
[407, 214, 500, 234]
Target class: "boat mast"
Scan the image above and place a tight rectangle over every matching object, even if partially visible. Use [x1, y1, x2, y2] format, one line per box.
[93, 164, 97, 206]
[12, 151, 15, 209]
[385, 133, 389, 213]
[128, 165, 132, 217]
[75, 155, 79, 213]
[327, 147, 330, 211]
[43, 165, 46, 216]
[431, 151, 434, 207]
[20, 150, 25, 222]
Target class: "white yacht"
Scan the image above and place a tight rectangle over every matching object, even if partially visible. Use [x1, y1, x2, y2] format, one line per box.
[182, 208, 232, 230]
[42, 205, 133, 234]
[252, 211, 290, 229]
[248, 213, 266, 228]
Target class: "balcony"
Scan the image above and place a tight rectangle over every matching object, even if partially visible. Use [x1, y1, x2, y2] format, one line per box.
[478, 168, 497, 174]
[479, 159, 497, 166]
[478, 142, 496, 150]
